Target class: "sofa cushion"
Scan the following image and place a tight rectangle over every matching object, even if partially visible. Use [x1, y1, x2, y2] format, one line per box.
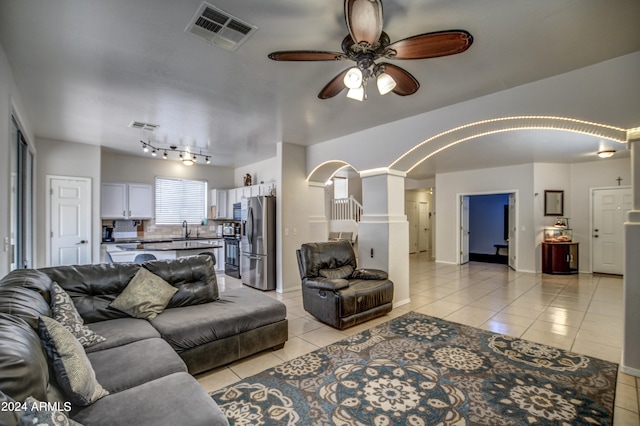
[0, 314, 50, 402]
[143, 255, 219, 307]
[50, 282, 105, 348]
[38, 317, 108, 406]
[109, 269, 177, 320]
[298, 241, 357, 279]
[0, 286, 52, 329]
[319, 265, 354, 279]
[151, 288, 286, 353]
[83, 318, 160, 353]
[40, 263, 140, 324]
[17, 396, 80, 426]
[88, 338, 186, 394]
[70, 372, 229, 426]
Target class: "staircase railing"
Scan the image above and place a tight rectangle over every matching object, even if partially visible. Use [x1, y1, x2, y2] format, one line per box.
[331, 196, 363, 222]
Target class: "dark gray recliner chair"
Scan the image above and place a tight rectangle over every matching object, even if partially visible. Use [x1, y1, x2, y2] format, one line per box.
[296, 241, 394, 330]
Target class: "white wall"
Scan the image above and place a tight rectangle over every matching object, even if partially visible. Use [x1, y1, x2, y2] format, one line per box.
[277, 142, 310, 293]
[35, 138, 101, 267]
[436, 164, 536, 271]
[0, 43, 35, 276]
[101, 150, 234, 189]
[234, 157, 278, 189]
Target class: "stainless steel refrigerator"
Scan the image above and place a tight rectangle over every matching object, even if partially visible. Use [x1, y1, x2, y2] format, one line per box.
[240, 196, 276, 290]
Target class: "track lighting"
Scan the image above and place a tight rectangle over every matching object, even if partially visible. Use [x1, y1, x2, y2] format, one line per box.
[139, 141, 212, 166]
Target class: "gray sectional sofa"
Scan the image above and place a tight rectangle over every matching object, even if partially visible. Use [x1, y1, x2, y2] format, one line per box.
[0, 255, 288, 425]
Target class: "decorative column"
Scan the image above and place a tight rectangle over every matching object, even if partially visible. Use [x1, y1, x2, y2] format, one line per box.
[307, 181, 329, 243]
[358, 168, 410, 307]
[622, 130, 640, 377]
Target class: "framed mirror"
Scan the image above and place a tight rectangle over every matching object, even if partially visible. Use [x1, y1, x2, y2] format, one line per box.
[544, 190, 564, 216]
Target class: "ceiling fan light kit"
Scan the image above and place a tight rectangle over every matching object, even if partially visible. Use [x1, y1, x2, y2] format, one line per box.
[597, 150, 616, 158]
[268, 0, 473, 101]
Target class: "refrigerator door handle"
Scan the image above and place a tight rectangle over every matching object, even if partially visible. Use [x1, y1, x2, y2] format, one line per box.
[247, 206, 254, 245]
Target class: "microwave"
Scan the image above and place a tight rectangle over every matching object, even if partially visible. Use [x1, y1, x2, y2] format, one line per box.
[222, 223, 235, 237]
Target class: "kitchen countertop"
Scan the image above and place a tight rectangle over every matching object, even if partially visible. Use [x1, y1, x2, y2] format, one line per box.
[115, 240, 223, 251]
[103, 237, 223, 245]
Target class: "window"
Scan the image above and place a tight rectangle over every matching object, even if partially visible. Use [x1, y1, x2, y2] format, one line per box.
[155, 177, 208, 224]
[333, 177, 348, 199]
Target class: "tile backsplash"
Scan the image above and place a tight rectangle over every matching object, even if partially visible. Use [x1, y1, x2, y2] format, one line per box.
[103, 219, 226, 240]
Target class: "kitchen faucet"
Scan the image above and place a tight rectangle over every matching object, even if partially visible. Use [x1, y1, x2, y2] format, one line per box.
[183, 221, 191, 239]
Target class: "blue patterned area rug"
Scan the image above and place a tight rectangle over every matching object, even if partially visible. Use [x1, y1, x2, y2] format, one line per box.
[210, 312, 617, 425]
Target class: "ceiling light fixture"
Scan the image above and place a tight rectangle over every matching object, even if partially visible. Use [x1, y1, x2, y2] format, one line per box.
[597, 150, 616, 158]
[376, 72, 396, 95]
[343, 67, 363, 89]
[139, 141, 212, 166]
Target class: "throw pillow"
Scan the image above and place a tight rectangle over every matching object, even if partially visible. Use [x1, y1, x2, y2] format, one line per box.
[38, 316, 109, 406]
[17, 396, 82, 426]
[109, 268, 177, 320]
[319, 264, 354, 279]
[50, 282, 106, 348]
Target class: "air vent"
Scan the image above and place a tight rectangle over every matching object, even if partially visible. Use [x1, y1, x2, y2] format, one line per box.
[129, 121, 160, 132]
[185, 2, 257, 51]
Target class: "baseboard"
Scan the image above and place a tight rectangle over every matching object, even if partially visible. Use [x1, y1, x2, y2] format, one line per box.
[620, 363, 640, 378]
[393, 298, 411, 308]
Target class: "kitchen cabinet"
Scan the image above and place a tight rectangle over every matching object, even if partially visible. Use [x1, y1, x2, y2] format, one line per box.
[210, 189, 228, 219]
[542, 242, 579, 274]
[101, 183, 153, 219]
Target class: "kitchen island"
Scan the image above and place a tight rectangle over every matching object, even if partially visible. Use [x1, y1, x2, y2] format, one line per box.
[105, 239, 223, 266]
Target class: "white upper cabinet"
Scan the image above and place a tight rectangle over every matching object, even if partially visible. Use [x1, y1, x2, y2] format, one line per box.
[210, 189, 228, 219]
[101, 183, 153, 219]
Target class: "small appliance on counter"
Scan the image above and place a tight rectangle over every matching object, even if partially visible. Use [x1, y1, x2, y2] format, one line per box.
[222, 222, 235, 237]
[102, 226, 114, 242]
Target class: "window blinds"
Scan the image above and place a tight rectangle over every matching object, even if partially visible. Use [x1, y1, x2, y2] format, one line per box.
[155, 177, 207, 224]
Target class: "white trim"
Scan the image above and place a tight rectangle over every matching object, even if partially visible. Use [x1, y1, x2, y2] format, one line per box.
[589, 185, 632, 274]
[393, 298, 411, 308]
[456, 190, 519, 270]
[360, 167, 407, 179]
[619, 364, 640, 378]
[46, 175, 93, 266]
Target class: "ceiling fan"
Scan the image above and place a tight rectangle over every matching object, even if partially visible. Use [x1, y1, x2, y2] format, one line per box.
[268, 0, 473, 101]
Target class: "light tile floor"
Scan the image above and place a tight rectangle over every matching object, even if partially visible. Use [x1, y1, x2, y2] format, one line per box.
[197, 252, 640, 425]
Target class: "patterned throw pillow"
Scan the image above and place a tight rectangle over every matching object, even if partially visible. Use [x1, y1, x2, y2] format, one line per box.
[50, 282, 106, 348]
[38, 316, 109, 406]
[319, 265, 354, 279]
[17, 396, 82, 426]
[109, 268, 178, 320]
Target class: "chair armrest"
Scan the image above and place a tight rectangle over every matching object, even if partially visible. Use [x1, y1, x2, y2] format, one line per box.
[304, 277, 350, 291]
[351, 269, 388, 280]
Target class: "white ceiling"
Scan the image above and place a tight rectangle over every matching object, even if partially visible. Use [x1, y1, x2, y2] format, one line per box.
[1, 0, 639, 179]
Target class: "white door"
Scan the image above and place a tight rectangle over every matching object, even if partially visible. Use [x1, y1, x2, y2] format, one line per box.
[406, 200, 418, 253]
[508, 193, 517, 270]
[48, 177, 92, 266]
[593, 187, 632, 274]
[460, 196, 470, 264]
[418, 202, 429, 252]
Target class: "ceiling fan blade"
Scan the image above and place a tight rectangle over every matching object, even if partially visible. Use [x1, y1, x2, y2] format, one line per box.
[385, 30, 473, 60]
[379, 63, 419, 96]
[268, 51, 347, 61]
[318, 69, 350, 99]
[345, 0, 383, 46]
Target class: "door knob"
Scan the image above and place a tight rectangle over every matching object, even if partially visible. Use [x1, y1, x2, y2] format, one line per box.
[593, 235, 598, 238]
[76, 240, 87, 245]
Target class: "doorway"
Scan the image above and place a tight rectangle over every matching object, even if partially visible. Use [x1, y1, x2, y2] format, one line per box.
[10, 117, 34, 270]
[592, 187, 632, 275]
[459, 192, 517, 269]
[46, 176, 92, 266]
